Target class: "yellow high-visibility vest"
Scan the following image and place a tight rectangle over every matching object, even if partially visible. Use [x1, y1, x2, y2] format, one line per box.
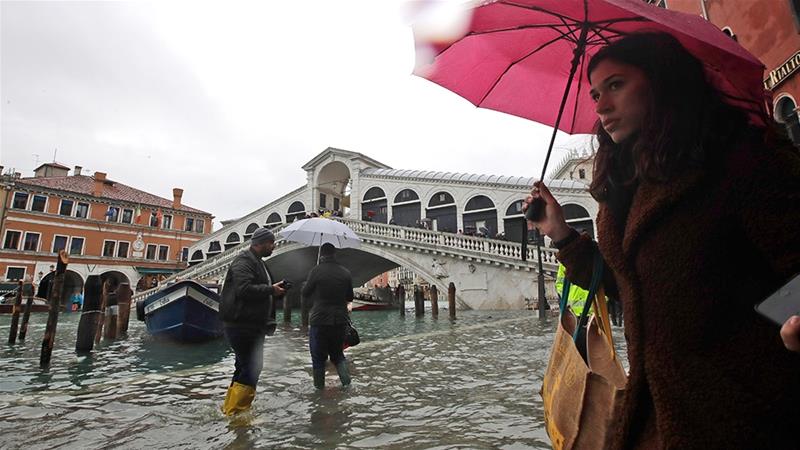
[555, 264, 591, 316]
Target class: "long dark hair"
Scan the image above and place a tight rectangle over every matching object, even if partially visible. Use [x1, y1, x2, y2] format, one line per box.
[586, 32, 751, 202]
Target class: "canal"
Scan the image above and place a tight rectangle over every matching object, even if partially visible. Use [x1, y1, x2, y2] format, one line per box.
[0, 308, 626, 449]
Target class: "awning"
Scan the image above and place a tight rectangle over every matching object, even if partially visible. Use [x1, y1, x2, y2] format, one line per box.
[135, 267, 183, 274]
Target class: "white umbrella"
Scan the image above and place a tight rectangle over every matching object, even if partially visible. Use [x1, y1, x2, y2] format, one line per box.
[277, 218, 361, 249]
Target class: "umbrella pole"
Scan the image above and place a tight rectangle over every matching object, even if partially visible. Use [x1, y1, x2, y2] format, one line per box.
[533, 26, 589, 319]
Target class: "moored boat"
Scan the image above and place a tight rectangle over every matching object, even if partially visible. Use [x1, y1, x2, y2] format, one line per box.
[136, 280, 223, 342]
[351, 294, 396, 311]
[0, 296, 49, 314]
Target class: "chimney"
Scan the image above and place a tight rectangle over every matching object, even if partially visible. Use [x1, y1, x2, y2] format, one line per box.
[172, 188, 184, 210]
[93, 172, 106, 197]
[74, 166, 82, 176]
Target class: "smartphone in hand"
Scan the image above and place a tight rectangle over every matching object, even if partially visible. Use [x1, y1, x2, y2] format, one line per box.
[754, 273, 800, 326]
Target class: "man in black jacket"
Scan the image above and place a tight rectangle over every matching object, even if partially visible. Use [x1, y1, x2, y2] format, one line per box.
[302, 243, 354, 389]
[219, 227, 286, 415]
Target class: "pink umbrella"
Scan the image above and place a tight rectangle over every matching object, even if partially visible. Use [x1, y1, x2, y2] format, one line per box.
[412, 0, 767, 316]
[413, 0, 767, 183]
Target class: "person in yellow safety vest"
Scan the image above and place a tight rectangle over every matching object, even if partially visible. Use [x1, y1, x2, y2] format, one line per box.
[555, 263, 591, 316]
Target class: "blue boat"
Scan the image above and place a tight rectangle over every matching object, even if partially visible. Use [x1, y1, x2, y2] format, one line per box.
[136, 280, 223, 342]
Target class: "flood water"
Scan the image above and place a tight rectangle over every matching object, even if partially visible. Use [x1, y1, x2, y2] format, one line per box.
[0, 306, 626, 449]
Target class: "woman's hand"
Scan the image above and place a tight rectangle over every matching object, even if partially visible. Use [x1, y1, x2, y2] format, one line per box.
[780, 315, 800, 352]
[523, 181, 572, 242]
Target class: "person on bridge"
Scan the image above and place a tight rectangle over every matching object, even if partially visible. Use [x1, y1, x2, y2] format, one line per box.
[302, 243, 354, 389]
[219, 227, 286, 416]
[525, 32, 800, 448]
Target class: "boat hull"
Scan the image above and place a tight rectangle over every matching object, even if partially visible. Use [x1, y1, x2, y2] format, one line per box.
[351, 299, 396, 311]
[141, 281, 223, 342]
[0, 296, 50, 314]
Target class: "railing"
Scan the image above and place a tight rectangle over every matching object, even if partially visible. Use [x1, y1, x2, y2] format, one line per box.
[337, 218, 558, 267]
[133, 219, 559, 302]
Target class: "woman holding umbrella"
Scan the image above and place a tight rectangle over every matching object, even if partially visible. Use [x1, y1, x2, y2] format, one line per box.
[526, 32, 800, 449]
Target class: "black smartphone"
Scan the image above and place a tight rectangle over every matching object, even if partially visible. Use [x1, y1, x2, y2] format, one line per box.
[282, 280, 293, 290]
[754, 273, 800, 326]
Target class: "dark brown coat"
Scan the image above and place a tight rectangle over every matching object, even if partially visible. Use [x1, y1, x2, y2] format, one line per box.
[557, 144, 800, 449]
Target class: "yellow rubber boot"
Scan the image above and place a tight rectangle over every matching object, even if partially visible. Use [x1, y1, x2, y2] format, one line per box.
[221, 382, 256, 416]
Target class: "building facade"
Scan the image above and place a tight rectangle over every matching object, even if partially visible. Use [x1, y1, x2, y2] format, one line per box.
[0, 163, 213, 296]
[666, 0, 800, 144]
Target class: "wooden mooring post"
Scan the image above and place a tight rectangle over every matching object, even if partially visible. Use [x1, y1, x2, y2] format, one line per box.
[116, 283, 132, 336]
[103, 282, 119, 340]
[40, 251, 69, 370]
[398, 285, 405, 317]
[430, 285, 439, 318]
[448, 282, 456, 320]
[76, 275, 102, 352]
[19, 283, 35, 341]
[94, 280, 110, 345]
[414, 285, 423, 317]
[300, 289, 310, 328]
[284, 287, 298, 324]
[7, 281, 23, 344]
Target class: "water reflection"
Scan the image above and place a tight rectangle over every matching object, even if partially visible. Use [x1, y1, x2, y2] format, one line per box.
[0, 309, 627, 449]
[135, 337, 230, 372]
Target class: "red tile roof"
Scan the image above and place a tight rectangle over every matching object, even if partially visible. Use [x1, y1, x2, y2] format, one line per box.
[18, 175, 211, 215]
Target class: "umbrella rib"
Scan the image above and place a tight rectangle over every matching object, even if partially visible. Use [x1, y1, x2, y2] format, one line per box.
[566, 47, 590, 133]
[498, 0, 587, 28]
[476, 33, 571, 107]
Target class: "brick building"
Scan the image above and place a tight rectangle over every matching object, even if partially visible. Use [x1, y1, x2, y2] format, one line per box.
[664, 0, 800, 144]
[0, 163, 213, 297]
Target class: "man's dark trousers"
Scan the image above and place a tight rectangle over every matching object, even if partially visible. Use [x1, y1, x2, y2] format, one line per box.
[225, 327, 265, 387]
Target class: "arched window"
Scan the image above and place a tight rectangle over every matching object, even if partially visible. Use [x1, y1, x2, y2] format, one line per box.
[393, 189, 419, 203]
[562, 203, 595, 238]
[505, 200, 524, 216]
[428, 191, 455, 207]
[265, 212, 282, 227]
[465, 195, 495, 211]
[363, 187, 386, 201]
[463, 195, 497, 237]
[288, 201, 305, 214]
[286, 201, 306, 223]
[190, 250, 204, 261]
[225, 233, 241, 250]
[721, 26, 737, 41]
[777, 96, 800, 146]
[244, 223, 259, 238]
[391, 189, 421, 227]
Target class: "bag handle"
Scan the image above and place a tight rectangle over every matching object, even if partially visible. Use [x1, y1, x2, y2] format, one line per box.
[591, 285, 617, 357]
[559, 250, 605, 343]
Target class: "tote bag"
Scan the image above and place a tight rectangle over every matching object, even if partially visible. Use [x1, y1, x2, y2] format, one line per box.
[540, 251, 627, 450]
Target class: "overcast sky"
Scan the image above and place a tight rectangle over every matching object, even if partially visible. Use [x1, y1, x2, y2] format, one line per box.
[1, 0, 590, 229]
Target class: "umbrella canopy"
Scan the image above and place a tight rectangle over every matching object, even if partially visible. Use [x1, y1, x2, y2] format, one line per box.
[413, 0, 766, 138]
[277, 218, 362, 249]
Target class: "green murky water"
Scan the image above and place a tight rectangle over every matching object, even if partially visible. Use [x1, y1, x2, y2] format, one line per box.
[0, 307, 626, 449]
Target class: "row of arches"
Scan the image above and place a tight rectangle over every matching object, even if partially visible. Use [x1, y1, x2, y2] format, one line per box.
[35, 270, 132, 300]
[192, 201, 309, 263]
[360, 187, 594, 241]
[190, 187, 596, 264]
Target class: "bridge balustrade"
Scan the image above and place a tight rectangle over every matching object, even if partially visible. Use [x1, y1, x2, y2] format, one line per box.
[132, 218, 559, 303]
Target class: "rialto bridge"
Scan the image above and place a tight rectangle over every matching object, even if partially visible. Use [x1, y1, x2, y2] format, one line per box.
[171, 147, 598, 310]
